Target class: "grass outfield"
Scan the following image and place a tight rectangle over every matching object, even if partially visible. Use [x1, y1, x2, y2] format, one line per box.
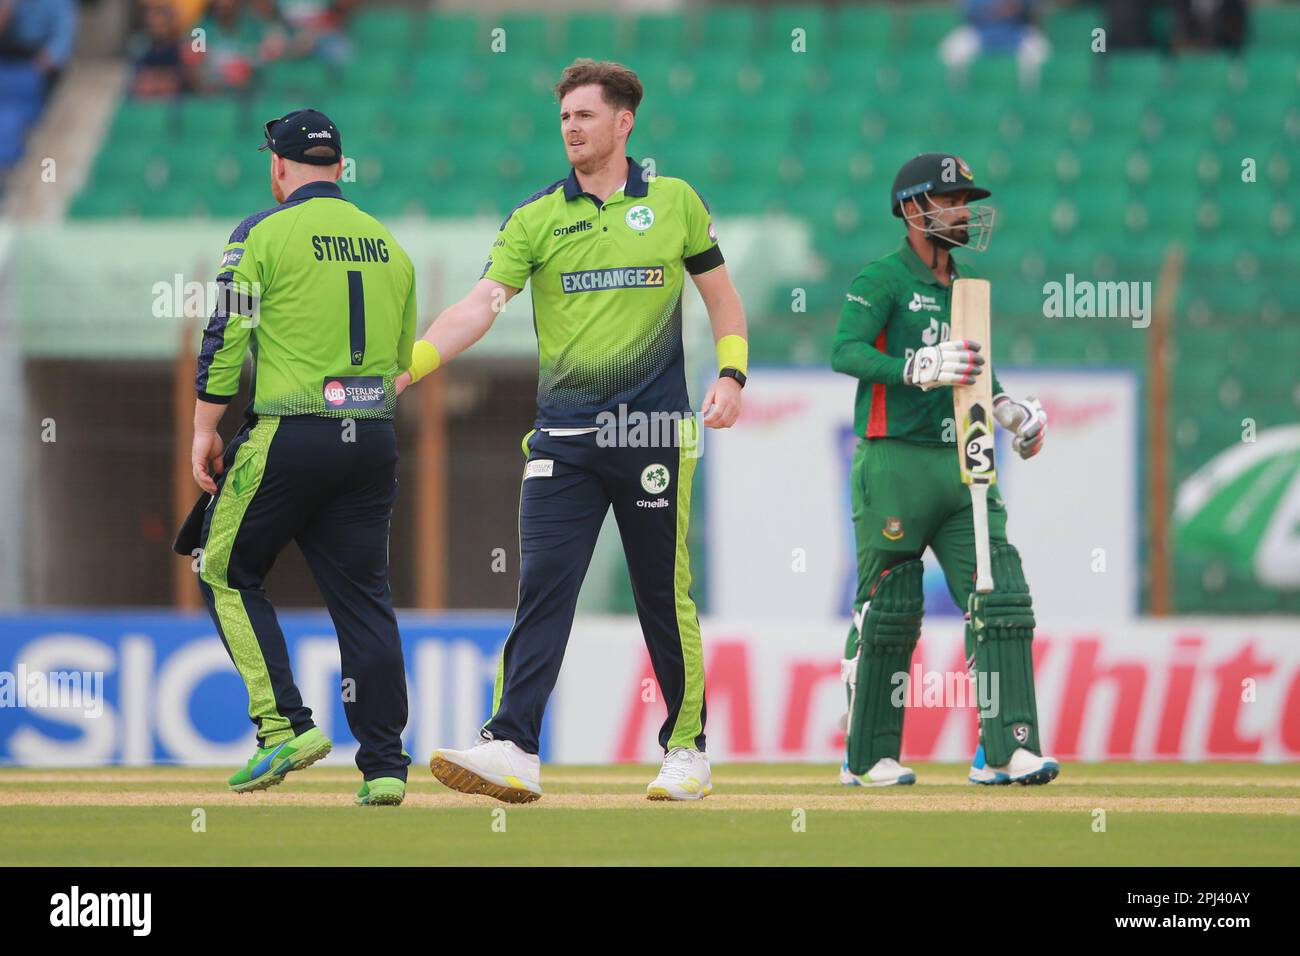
[1, 762, 1297, 866]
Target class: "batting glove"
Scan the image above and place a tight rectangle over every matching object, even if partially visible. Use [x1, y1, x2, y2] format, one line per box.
[993, 394, 1047, 459]
[903, 339, 984, 391]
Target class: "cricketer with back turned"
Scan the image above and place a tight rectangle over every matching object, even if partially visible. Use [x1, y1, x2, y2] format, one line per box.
[179, 109, 416, 806]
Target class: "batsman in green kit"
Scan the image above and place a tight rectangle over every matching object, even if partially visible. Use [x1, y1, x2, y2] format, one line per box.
[831, 153, 1058, 787]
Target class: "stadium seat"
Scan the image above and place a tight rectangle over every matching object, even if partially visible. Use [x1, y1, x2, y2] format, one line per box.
[1241, 49, 1300, 96]
[350, 10, 415, 50]
[258, 58, 332, 98]
[420, 13, 480, 54]
[1251, 6, 1300, 50]
[1045, 8, 1104, 54]
[689, 6, 758, 50]
[631, 13, 688, 53]
[1039, 54, 1096, 93]
[560, 13, 629, 61]
[761, 4, 830, 54]
[897, 6, 959, 50]
[832, 6, 894, 52]
[1097, 52, 1169, 92]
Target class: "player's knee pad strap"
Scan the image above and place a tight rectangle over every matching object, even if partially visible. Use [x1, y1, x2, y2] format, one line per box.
[971, 544, 1042, 765]
[846, 560, 924, 773]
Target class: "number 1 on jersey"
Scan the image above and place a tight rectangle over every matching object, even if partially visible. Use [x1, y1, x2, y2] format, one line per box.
[347, 270, 365, 366]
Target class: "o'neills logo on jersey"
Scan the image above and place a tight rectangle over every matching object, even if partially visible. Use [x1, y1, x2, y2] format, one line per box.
[561, 266, 664, 293]
[553, 220, 593, 236]
[322, 376, 386, 409]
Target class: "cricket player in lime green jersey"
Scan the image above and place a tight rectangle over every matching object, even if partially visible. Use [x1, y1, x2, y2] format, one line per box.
[397, 59, 748, 804]
[186, 109, 414, 806]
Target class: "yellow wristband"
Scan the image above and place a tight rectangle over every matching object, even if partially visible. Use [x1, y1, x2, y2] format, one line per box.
[407, 340, 441, 383]
[716, 334, 748, 376]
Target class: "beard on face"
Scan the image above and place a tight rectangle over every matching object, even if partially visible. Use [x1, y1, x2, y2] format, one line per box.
[930, 221, 970, 247]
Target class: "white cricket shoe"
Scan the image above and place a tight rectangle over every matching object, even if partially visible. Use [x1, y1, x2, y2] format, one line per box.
[646, 747, 712, 801]
[984, 746, 1059, 786]
[840, 757, 916, 787]
[968, 743, 1011, 785]
[429, 738, 543, 804]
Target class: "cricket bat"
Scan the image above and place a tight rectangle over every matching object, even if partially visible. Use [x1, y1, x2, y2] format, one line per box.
[951, 278, 996, 593]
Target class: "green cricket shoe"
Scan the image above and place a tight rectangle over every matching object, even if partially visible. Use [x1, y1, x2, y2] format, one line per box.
[228, 727, 333, 793]
[355, 777, 406, 806]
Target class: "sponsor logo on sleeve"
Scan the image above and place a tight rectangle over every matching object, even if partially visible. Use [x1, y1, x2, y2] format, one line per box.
[222, 248, 244, 268]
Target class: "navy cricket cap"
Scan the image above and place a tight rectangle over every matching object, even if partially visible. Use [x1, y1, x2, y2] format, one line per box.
[258, 108, 342, 165]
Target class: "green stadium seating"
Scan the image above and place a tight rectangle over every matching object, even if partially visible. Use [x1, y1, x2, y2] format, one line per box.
[419, 14, 479, 54]
[632, 14, 688, 53]
[493, 13, 559, 59]
[338, 54, 402, 94]
[350, 10, 415, 50]
[896, 6, 959, 50]
[1251, 6, 1300, 50]
[1045, 8, 1104, 53]
[1039, 54, 1096, 93]
[559, 13, 628, 61]
[761, 5, 830, 55]
[689, 6, 758, 50]
[1241, 49, 1300, 96]
[832, 6, 893, 52]
[1096, 52, 1169, 92]
[258, 58, 332, 98]
[960, 56, 1022, 97]
[108, 101, 176, 139]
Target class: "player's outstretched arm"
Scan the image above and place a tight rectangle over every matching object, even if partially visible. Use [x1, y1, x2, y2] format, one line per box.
[395, 278, 520, 395]
[692, 264, 747, 429]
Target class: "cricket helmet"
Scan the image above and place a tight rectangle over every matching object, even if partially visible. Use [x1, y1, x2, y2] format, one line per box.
[890, 152, 996, 252]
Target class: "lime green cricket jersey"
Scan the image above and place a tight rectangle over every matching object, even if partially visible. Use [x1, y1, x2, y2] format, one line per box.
[196, 181, 416, 419]
[483, 157, 724, 427]
[831, 238, 1003, 445]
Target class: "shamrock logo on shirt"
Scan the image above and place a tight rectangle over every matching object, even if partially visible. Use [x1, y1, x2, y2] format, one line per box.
[626, 205, 655, 232]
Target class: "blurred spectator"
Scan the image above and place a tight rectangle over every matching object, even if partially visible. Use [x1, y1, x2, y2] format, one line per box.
[0, 0, 77, 82]
[268, 1, 357, 66]
[183, 0, 286, 93]
[939, 0, 1050, 91]
[142, 0, 207, 32]
[1104, 0, 1166, 50]
[131, 2, 188, 99]
[0, 0, 78, 174]
[1172, 0, 1247, 52]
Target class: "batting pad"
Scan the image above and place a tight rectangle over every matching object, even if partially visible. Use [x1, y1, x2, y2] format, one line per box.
[845, 560, 924, 774]
[971, 543, 1043, 767]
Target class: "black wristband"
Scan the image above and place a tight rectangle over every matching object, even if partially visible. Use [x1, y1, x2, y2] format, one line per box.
[719, 367, 746, 388]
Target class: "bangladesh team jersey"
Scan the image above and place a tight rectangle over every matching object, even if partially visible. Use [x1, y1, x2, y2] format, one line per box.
[831, 238, 1003, 445]
[483, 157, 724, 428]
[196, 180, 417, 419]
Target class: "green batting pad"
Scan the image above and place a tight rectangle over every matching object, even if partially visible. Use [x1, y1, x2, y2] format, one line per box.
[971, 544, 1043, 766]
[846, 560, 924, 774]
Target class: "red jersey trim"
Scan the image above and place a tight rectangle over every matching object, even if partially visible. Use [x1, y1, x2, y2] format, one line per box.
[865, 329, 888, 438]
